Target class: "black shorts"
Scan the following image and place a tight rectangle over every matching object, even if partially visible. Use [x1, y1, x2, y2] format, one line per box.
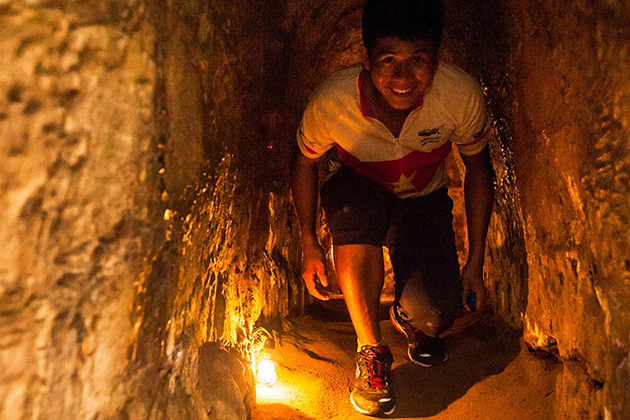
[320, 167, 462, 336]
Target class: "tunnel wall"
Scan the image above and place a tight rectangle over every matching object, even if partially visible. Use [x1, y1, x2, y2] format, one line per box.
[0, 0, 303, 419]
[128, 1, 305, 418]
[445, 1, 630, 418]
[0, 1, 157, 418]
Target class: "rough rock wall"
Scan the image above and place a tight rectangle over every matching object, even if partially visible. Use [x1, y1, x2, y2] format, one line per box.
[0, 1, 157, 418]
[0, 0, 303, 419]
[446, 1, 630, 418]
[106, 0, 304, 418]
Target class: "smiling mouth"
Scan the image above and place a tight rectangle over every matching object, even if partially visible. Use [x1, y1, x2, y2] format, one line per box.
[391, 87, 413, 94]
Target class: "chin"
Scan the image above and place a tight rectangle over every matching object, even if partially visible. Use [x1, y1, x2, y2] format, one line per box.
[387, 98, 417, 111]
[383, 92, 422, 110]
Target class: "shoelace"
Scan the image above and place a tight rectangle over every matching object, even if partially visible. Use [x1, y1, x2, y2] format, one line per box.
[358, 348, 392, 389]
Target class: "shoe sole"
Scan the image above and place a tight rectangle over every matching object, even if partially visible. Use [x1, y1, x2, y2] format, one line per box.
[350, 393, 396, 416]
[389, 305, 412, 340]
[389, 305, 447, 368]
[408, 350, 448, 367]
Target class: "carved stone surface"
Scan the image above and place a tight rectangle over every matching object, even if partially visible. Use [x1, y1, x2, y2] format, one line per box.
[0, 1, 157, 418]
[445, 1, 630, 418]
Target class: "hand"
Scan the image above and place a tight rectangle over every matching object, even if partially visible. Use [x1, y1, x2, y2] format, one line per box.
[461, 260, 486, 312]
[300, 239, 330, 301]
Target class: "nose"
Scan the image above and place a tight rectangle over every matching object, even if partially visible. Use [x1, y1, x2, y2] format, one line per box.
[391, 61, 413, 80]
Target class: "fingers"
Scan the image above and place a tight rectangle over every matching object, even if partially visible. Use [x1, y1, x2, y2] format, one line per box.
[300, 241, 328, 294]
[461, 264, 486, 312]
[302, 262, 330, 301]
[463, 285, 486, 312]
[316, 263, 328, 287]
[303, 274, 330, 301]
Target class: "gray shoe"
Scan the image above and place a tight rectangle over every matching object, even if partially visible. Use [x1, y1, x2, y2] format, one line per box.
[350, 345, 396, 416]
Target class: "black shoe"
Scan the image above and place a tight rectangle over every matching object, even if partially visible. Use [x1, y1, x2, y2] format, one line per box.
[350, 345, 396, 416]
[389, 304, 447, 367]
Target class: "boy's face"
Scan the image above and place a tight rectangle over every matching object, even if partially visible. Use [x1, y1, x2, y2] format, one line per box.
[363, 37, 438, 111]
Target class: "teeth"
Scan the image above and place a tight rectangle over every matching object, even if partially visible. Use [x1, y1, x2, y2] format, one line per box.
[392, 88, 412, 94]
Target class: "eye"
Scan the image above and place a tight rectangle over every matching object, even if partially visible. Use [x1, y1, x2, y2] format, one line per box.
[412, 56, 425, 64]
[380, 56, 395, 64]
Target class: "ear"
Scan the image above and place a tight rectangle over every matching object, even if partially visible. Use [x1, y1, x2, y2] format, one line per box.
[361, 46, 370, 70]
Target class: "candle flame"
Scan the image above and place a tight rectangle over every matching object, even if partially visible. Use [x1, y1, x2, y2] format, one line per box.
[256, 358, 277, 387]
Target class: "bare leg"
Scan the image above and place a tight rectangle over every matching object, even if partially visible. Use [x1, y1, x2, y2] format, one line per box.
[334, 244, 385, 345]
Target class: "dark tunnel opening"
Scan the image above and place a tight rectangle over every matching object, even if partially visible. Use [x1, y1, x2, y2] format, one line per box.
[0, 0, 629, 419]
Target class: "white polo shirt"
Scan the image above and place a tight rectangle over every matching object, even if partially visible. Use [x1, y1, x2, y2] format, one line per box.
[297, 62, 491, 198]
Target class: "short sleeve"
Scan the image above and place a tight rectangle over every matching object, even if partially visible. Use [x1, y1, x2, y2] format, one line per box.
[450, 80, 492, 156]
[296, 95, 335, 159]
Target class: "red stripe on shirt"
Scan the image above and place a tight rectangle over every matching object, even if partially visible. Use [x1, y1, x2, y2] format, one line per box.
[303, 143, 318, 155]
[460, 126, 491, 150]
[335, 142, 452, 194]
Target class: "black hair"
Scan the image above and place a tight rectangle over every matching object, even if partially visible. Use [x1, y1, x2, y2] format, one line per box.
[362, 0, 444, 52]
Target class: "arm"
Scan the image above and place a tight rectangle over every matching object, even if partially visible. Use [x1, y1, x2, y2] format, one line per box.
[290, 150, 330, 300]
[459, 145, 494, 311]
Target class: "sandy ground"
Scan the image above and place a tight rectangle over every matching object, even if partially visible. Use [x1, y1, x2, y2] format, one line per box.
[252, 300, 560, 420]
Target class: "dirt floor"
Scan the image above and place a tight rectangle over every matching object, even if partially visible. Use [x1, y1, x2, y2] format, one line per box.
[252, 299, 560, 420]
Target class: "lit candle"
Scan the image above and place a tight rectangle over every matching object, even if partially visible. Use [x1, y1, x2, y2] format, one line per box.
[256, 358, 277, 387]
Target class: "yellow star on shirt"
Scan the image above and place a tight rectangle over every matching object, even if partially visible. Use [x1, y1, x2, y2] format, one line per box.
[389, 171, 417, 194]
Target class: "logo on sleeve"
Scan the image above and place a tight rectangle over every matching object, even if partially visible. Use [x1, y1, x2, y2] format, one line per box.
[418, 125, 444, 146]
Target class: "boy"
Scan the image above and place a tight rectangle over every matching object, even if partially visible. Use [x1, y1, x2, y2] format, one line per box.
[291, 0, 494, 415]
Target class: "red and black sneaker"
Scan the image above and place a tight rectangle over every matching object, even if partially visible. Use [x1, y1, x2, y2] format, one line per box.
[389, 304, 447, 367]
[350, 345, 396, 416]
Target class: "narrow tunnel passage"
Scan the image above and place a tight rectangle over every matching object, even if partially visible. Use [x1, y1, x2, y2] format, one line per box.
[251, 307, 556, 419]
[0, 0, 629, 419]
